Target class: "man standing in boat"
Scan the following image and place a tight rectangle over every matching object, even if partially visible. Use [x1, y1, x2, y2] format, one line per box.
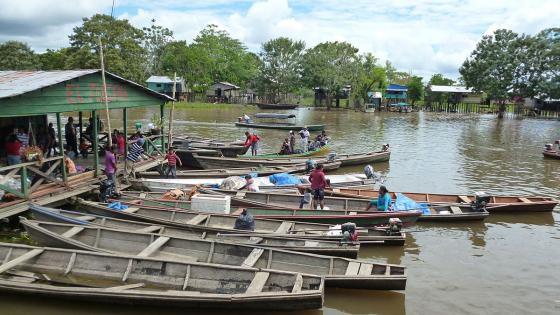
[289, 130, 296, 153]
[244, 131, 260, 156]
[299, 127, 310, 152]
[309, 163, 328, 210]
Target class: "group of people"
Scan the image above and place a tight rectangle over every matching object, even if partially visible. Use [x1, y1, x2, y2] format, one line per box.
[4, 125, 59, 166]
[279, 129, 328, 155]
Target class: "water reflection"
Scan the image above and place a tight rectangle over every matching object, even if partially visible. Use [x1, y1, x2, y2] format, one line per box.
[323, 289, 405, 315]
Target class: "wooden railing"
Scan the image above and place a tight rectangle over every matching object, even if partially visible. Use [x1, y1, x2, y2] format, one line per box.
[0, 156, 65, 200]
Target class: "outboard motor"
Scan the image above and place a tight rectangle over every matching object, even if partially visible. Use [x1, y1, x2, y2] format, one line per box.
[364, 165, 375, 179]
[386, 218, 403, 236]
[544, 143, 553, 151]
[472, 192, 491, 212]
[340, 222, 358, 244]
[99, 179, 119, 202]
[327, 153, 337, 162]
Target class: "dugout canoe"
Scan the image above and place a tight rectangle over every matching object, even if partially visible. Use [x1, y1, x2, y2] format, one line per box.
[66, 200, 404, 245]
[175, 148, 222, 168]
[235, 121, 325, 131]
[137, 165, 304, 179]
[22, 219, 405, 290]
[333, 150, 391, 166]
[325, 188, 559, 213]
[256, 103, 299, 110]
[0, 243, 323, 310]
[22, 215, 358, 259]
[200, 189, 484, 223]
[543, 150, 560, 160]
[243, 144, 331, 159]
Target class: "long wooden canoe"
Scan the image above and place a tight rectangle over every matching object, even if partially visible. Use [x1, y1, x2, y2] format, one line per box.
[23, 219, 406, 290]
[65, 201, 405, 245]
[543, 150, 560, 160]
[0, 243, 323, 310]
[243, 145, 330, 159]
[25, 211, 358, 258]
[325, 188, 559, 213]
[193, 150, 389, 169]
[235, 121, 325, 131]
[137, 165, 306, 179]
[256, 103, 299, 110]
[199, 188, 486, 222]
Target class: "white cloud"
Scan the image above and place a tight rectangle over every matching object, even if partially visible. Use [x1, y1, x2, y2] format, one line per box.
[1, 0, 558, 79]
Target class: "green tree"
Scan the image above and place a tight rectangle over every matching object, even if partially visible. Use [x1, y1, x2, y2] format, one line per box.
[353, 53, 387, 107]
[407, 76, 424, 106]
[302, 41, 360, 108]
[67, 14, 148, 83]
[258, 37, 305, 103]
[143, 20, 174, 75]
[534, 28, 560, 99]
[0, 41, 38, 70]
[38, 48, 72, 70]
[426, 73, 455, 104]
[460, 29, 522, 117]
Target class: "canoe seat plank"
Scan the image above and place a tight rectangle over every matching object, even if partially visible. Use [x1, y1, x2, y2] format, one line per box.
[345, 262, 360, 276]
[186, 214, 208, 225]
[137, 237, 170, 257]
[292, 273, 303, 293]
[247, 237, 263, 244]
[139, 193, 147, 199]
[105, 283, 145, 291]
[458, 195, 471, 203]
[304, 240, 319, 247]
[246, 272, 269, 294]
[242, 248, 265, 267]
[122, 207, 139, 213]
[358, 263, 373, 276]
[450, 206, 463, 214]
[61, 226, 85, 238]
[136, 225, 162, 233]
[274, 222, 293, 234]
[236, 191, 246, 197]
[518, 197, 532, 203]
[0, 249, 44, 274]
[74, 215, 96, 222]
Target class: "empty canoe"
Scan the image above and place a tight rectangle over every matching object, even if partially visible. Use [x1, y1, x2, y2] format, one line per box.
[137, 165, 305, 179]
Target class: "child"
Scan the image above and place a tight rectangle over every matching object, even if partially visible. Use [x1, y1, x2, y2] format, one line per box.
[299, 188, 313, 209]
[79, 138, 90, 159]
[165, 147, 182, 179]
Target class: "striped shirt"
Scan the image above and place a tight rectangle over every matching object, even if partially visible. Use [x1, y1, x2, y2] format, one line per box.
[126, 143, 143, 162]
[16, 133, 29, 148]
[166, 152, 180, 166]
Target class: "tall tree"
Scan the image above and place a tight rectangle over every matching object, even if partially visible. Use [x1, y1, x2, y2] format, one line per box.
[67, 14, 148, 83]
[535, 28, 560, 99]
[0, 41, 38, 70]
[302, 41, 360, 108]
[38, 48, 72, 70]
[258, 37, 305, 103]
[427, 73, 455, 104]
[143, 20, 174, 75]
[353, 53, 387, 107]
[460, 29, 521, 117]
[407, 76, 424, 105]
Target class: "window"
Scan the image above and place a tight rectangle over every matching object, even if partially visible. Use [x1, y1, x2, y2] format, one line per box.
[156, 83, 162, 87]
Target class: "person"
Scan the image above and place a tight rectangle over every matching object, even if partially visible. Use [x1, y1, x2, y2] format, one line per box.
[298, 127, 310, 152]
[104, 145, 117, 183]
[5, 134, 22, 165]
[116, 131, 125, 155]
[47, 123, 57, 157]
[244, 131, 260, 156]
[240, 175, 260, 192]
[64, 154, 77, 174]
[279, 138, 291, 155]
[125, 136, 145, 175]
[308, 163, 328, 209]
[289, 130, 296, 153]
[234, 209, 255, 231]
[317, 130, 328, 146]
[242, 113, 250, 123]
[299, 187, 313, 209]
[366, 185, 392, 212]
[36, 126, 49, 155]
[65, 117, 78, 156]
[16, 128, 29, 148]
[165, 147, 182, 179]
[79, 138, 90, 159]
[64, 144, 76, 161]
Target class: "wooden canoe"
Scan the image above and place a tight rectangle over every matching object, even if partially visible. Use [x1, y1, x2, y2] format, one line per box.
[325, 188, 559, 213]
[0, 243, 323, 310]
[64, 201, 405, 245]
[543, 150, 560, 160]
[256, 103, 299, 110]
[243, 145, 331, 159]
[199, 188, 485, 222]
[235, 121, 325, 131]
[193, 150, 389, 169]
[22, 219, 406, 290]
[136, 165, 305, 179]
[175, 148, 222, 168]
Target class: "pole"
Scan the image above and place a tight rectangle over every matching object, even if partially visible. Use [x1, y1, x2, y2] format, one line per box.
[98, 36, 112, 147]
[123, 108, 128, 178]
[92, 110, 99, 177]
[168, 72, 177, 149]
[160, 103, 165, 152]
[56, 113, 67, 184]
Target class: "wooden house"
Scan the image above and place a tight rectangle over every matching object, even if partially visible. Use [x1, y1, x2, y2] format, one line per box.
[146, 76, 188, 100]
[427, 85, 483, 104]
[206, 82, 241, 103]
[384, 84, 408, 104]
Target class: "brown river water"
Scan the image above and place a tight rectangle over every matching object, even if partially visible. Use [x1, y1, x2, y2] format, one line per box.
[2, 106, 559, 314]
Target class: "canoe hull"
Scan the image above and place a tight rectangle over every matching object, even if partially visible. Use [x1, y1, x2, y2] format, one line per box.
[244, 145, 330, 159]
[416, 211, 489, 221]
[256, 103, 299, 110]
[235, 122, 325, 131]
[543, 150, 560, 159]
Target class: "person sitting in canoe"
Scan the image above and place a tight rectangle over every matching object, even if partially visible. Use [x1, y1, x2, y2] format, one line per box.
[234, 209, 255, 231]
[279, 138, 291, 155]
[240, 175, 260, 192]
[238, 113, 251, 123]
[244, 131, 260, 156]
[366, 185, 392, 212]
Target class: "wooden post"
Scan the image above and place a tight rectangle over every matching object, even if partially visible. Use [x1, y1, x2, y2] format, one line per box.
[167, 72, 177, 150]
[92, 110, 99, 177]
[160, 103, 165, 152]
[78, 112, 83, 140]
[123, 108, 128, 173]
[56, 113, 67, 184]
[20, 166, 29, 199]
[98, 36, 112, 147]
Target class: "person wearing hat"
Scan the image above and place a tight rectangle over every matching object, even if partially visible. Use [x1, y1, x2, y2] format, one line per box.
[125, 136, 145, 176]
[365, 185, 392, 212]
[298, 127, 310, 152]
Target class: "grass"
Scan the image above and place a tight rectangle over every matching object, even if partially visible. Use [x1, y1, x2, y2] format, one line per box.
[165, 102, 253, 110]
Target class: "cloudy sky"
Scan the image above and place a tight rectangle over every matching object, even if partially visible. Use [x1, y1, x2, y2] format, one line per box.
[0, 0, 558, 79]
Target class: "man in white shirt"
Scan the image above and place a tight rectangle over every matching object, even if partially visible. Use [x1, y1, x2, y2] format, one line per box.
[299, 127, 310, 152]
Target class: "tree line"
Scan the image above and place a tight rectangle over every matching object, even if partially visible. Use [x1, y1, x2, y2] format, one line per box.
[0, 14, 557, 111]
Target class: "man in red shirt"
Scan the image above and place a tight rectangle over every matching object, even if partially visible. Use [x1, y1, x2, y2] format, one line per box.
[5, 135, 22, 165]
[308, 163, 328, 209]
[244, 131, 260, 156]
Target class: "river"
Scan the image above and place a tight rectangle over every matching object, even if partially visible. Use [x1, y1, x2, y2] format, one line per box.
[3, 106, 559, 314]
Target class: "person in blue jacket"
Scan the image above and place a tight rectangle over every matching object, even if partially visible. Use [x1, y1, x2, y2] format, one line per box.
[365, 185, 392, 211]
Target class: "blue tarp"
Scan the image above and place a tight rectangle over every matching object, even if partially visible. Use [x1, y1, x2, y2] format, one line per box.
[394, 193, 431, 215]
[268, 173, 301, 186]
[108, 202, 128, 210]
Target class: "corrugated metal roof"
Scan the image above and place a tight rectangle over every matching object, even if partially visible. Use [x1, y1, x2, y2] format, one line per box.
[0, 70, 98, 99]
[146, 75, 184, 84]
[429, 85, 474, 93]
[386, 83, 408, 92]
[0, 70, 174, 101]
[217, 81, 240, 89]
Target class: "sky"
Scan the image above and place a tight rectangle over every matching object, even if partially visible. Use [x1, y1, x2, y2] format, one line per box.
[0, 0, 558, 79]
